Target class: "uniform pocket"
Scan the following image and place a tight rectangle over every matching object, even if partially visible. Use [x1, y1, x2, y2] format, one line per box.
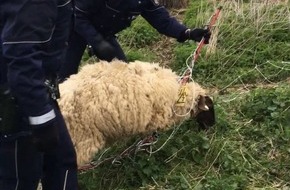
[2, 0, 58, 44]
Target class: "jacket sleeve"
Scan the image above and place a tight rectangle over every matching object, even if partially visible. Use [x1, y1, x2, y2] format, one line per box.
[141, 5, 188, 40]
[1, 1, 59, 126]
[74, 1, 102, 45]
[4, 42, 56, 127]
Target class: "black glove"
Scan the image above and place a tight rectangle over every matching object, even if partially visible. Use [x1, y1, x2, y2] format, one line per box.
[32, 120, 59, 152]
[188, 28, 211, 44]
[91, 34, 116, 61]
[178, 28, 211, 44]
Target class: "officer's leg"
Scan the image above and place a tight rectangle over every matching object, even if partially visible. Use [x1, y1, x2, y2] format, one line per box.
[41, 1, 78, 189]
[41, 102, 78, 190]
[106, 37, 128, 62]
[0, 137, 42, 190]
[58, 31, 87, 82]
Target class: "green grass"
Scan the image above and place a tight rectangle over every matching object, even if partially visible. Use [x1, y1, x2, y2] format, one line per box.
[79, 85, 290, 190]
[78, 0, 290, 189]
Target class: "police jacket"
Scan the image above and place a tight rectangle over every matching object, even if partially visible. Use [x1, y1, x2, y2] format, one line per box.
[0, 0, 71, 128]
[75, 0, 188, 45]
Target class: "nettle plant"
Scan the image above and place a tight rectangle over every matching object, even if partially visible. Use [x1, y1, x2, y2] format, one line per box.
[241, 85, 290, 130]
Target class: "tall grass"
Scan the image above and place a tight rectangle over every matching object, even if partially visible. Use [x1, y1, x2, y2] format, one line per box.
[173, 0, 290, 87]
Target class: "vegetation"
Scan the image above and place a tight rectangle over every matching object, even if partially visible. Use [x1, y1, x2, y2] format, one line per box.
[79, 0, 290, 189]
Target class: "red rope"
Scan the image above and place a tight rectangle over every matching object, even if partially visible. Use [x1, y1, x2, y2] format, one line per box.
[192, 6, 222, 65]
[180, 6, 223, 84]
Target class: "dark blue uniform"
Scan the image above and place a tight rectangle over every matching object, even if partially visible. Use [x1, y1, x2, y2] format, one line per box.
[59, 0, 188, 80]
[0, 0, 78, 189]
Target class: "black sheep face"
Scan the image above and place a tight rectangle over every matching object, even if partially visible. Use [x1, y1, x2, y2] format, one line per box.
[192, 96, 215, 130]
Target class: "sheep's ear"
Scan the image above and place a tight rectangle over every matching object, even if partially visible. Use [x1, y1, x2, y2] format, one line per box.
[198, 96, 210, 111]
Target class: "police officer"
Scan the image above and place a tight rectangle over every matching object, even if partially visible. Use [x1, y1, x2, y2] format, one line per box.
[0, 0, 79, 189]
[59, 0, 211, 81]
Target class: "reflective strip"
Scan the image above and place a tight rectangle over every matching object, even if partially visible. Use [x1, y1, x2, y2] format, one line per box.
[145, 6, 164, 12]
[75, 6, 87, 13]
[106, 3, 120, 13]
[29, 109, 56, 125]
[58, 0, 71, 7]
[3, 26, 55, 45]
[14, 141, 19, 190]
[63, 170, 69, 190]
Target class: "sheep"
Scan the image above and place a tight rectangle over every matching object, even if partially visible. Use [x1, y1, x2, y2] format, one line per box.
[58, 60, 215, 166]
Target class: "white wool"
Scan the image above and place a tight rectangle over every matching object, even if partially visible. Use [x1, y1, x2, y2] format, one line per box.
[58, 60, 207, 165]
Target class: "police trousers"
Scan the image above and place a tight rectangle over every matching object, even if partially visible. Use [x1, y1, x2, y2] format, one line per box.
[0, 102, 78, 190]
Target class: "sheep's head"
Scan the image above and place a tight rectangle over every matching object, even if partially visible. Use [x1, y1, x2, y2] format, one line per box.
[173, 82, 215, 130]
[191, 95, 215, 130]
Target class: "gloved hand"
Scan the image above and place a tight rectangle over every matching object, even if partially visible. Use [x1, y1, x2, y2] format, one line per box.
[187, 28, 211, 44]
[91, 34, 116, 61]
[32, 120, 59, 152]
[178, 28, 211, 44]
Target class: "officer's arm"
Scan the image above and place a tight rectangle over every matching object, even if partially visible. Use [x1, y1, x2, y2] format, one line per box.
[74, 2, 102, 45]
[141, 3, 187, 41]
